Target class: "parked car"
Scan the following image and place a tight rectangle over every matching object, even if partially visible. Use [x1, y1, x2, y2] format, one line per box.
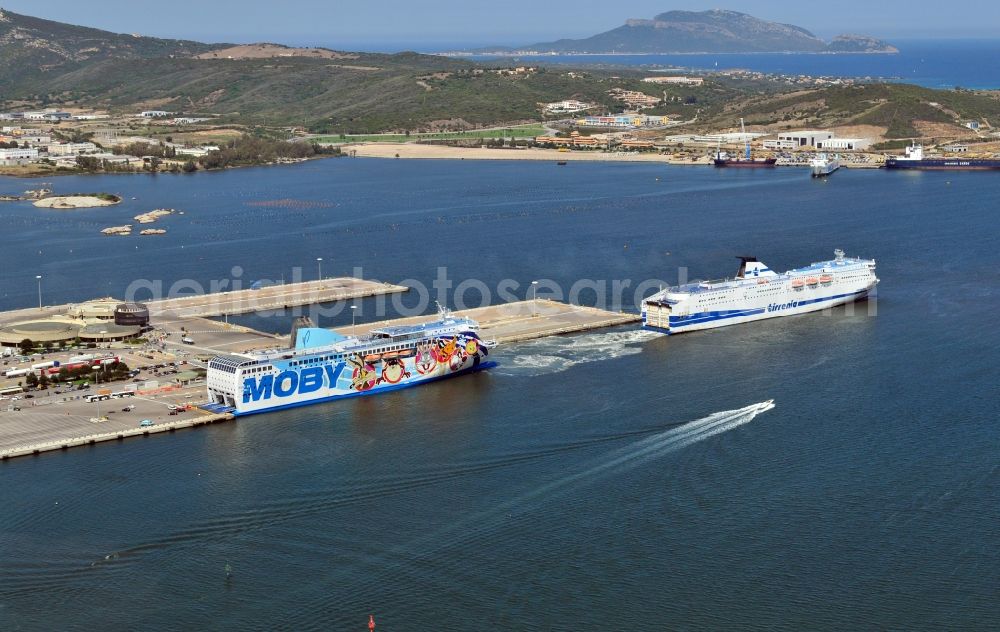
[139, 419, 154, 427]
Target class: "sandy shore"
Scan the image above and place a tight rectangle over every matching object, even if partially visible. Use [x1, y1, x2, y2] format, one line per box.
[348, 143, 711, 164]
[33, 195, 121, 209]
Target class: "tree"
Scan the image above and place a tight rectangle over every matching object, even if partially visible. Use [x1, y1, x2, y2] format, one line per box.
[38, 372, 49, 389]
[18, 338, 34, 355]
[181, 160, 197, 173]
[25, 372, 38, 388]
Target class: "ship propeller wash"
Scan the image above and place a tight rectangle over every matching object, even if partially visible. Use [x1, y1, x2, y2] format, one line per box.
[642, 250, 878, 334]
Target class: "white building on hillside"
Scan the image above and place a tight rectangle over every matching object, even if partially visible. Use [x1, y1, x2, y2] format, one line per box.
[817, 137, 872, 151]
[763, 139, 799, 150]
[776, 130, 834, 148]
[544, 100, 595, 114]
[0, 147, 39, 165]
[643, 76, 704, 85]
[46, 142, 98, 156]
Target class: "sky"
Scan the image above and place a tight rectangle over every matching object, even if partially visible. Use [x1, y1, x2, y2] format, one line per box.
[3, 0, 1000, 49]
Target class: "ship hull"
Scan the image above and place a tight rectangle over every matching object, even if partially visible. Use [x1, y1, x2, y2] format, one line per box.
[886, 159, 1000, 170]
[208, 328, 494, 416]
[645, 288, 871, 334]
[641, 252, 879, 335]
[232, 360, 495, 417]
[713, 158, 777, 168]
[811, 163, 840, 177]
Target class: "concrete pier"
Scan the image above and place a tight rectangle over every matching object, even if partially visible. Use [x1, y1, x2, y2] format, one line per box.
[1, 291, 640, 462]
[0, 409, 233, 460]
[147, 277, 408, 318]
[334, 299, 641, 344]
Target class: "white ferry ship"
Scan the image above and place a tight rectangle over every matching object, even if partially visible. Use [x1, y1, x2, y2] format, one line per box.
[205, 307, 495, 416]
[810, 154, 840, 177]
[642, 250, 878, 334]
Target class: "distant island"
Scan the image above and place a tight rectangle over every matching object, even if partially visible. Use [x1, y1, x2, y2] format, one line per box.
[6, 4, 1000, 170]
[451, 10, 899, 55]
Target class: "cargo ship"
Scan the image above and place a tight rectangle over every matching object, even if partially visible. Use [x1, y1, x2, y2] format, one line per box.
[713, 118, 776, 168]
[205, 306, 495, 416]
[642, 250, 878, 334]
[885, 144, 1000, 170]
[810, 154, 841, 177]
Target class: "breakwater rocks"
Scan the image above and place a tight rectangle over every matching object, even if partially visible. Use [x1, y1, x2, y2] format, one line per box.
[134, 208, 176, 223]
[34, 193, 122, 209]
[101, 225, 133, 236]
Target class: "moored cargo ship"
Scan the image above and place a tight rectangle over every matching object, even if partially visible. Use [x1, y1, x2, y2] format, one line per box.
[885, 144, 1000, 170]
[713, 117, 776, 168]
[206, 306, 495, 416]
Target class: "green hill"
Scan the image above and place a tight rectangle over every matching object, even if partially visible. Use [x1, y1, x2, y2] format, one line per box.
[721, 83, 1000, 138]
[0, 10, 740, 133]
[0, 7, 215, 83]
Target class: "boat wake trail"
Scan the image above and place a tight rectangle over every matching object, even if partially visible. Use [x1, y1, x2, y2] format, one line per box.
[0, 401, 773, 601]
[417, 399, 774, 542]
[280, 400, 776, 625]
[495, 329, 665, 377]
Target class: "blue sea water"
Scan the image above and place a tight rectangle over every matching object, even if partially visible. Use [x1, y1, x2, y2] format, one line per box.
[0, 159, 998, 630]
[467, 39, 1000, 90]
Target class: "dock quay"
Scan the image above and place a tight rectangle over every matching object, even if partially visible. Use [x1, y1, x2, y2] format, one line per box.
[334, 299, 641, 344]
[147, 277, 408, 318]
[1, 290, 638, 461]
[0, 410, 233, 460]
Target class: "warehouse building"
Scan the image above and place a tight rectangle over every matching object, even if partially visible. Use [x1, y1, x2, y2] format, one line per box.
[776, 130, 834, 147]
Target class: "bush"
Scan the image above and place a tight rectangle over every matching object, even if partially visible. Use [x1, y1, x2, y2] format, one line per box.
[197, 135, 333, 169]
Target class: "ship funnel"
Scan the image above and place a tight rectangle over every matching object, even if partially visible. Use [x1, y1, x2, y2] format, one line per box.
[290, 316, 315, 348]
[736, 256, 776, 279]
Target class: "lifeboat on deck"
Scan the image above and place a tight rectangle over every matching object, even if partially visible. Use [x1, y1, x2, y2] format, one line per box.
[791, 279, 805, 290]
[806, 277, 819, 286]
[820, 274, 833, 284]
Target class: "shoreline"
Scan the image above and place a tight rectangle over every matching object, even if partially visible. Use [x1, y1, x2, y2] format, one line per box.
[348, 143, 690, 163]
[0, 155, 338, 180]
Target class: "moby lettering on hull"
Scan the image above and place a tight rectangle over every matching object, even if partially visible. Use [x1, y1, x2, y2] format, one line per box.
[209, 306, 496, 416]
[242, 364, 345, 404]
[642, 250, 878, 334]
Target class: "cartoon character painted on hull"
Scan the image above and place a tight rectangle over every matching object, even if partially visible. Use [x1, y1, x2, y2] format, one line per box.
[415, 341, 436, 375]
[379, 356, 411, 384]
[442, 333, 490, 371]
[348, 353, 378, 391]
[433, 336, 458, 364]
